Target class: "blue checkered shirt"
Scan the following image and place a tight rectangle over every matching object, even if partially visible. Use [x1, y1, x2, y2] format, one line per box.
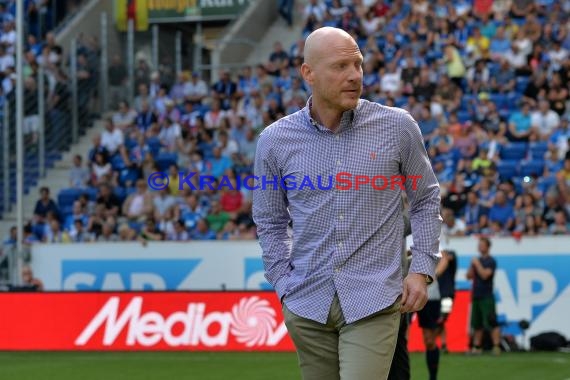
[253, 98, 442, 324]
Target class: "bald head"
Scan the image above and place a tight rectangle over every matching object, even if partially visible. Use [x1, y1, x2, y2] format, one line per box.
[304, 27, 358, 67]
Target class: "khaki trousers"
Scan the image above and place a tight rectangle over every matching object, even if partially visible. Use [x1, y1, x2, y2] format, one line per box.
[283, 294, 401, 380]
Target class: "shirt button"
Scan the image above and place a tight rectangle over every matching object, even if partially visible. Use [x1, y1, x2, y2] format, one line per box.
[336, 135, 340, 140]
[339, 214, 344, 220]
[335, 267, 340, 273]
[337, 160, 341, 165]
[338, 242, 343, 248]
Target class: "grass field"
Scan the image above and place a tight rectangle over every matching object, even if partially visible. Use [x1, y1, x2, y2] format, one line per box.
[1, 351, 569, 380]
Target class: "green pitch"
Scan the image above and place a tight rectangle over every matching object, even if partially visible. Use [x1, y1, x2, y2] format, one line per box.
[1, 351, 569, 380]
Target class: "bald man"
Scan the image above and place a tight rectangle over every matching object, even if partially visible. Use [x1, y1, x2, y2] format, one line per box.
[253, 27, 441, 380]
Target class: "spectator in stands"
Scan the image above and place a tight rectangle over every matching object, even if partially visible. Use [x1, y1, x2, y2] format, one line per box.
[158, 117, 181, 152]
[101, 117, 125, 159]
[122, 179, 154, 223]
[108, 54, 128, 107]
[96, 183, 121, 219]
[43, 218, 69, 243]
[167, 219, 190, 241]
[133, 83, 151, 113]
[556, 157, 570, 198]
[112, 100, 138, 130]
[96, 222, 119, 242]
[21, 265, 44, 291]
[205, 200, 231, 233]
[547, 72, 568, 116]
[531, 99, 560, 141]
[69, 219, 92, 242]
[435, 74, 462, 113]
[191, 219, 217, 240]
[91, 151, 114, 187]
[69, 154, 90, 189]
[548, 117, 569, 160]
[135, 100, 157, 136]
[549, 210, 570, 235]
[139, 218, 164, 242]
[442, 208, 467, 237]
[464, 190, 489, 235]
[208, 147, 233, 180]
[184, 71, 208, 106]
[212, 70, 237, 110]
[508, 101, 535, 142]
[63, 200, 90, 233]
[489, 190, 515, 233]
[33, 187, 59, 225]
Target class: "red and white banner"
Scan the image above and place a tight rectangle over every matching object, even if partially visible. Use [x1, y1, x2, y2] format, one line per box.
[0, 291, 470, 351]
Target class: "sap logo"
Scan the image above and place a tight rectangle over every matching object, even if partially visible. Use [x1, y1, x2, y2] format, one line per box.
[244, 258, 273, 290]
[61, 259, 201, 291]
[456, 255, 570, 322]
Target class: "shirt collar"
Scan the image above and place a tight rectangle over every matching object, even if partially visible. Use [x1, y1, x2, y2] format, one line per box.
[303, 96, 358, 133]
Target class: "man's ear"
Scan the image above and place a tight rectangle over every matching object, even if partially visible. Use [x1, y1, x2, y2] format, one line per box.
[301, 63, 313, 86]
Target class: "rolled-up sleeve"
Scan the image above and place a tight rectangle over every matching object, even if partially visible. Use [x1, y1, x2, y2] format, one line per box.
[398, 111, 442, 279]
[252, 131, 292, 301]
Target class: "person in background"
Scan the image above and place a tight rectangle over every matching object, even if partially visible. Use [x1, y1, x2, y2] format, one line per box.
[21, 265, 44, 291]
[467, 237, 501, 355]
[436, 249, 457, 354]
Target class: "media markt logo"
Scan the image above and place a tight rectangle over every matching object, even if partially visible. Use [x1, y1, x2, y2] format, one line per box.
[75, 296, 288, 348]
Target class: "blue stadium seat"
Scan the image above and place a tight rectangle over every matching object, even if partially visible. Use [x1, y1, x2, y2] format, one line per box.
[496, 160, 519, 180]
[155, 152, 178, 171]
[394, 97, 408, 108]
[529, 141, 549, 160]
[147, 137, 162, 156]
[511, 177, 524, 194]
[490, 93, 508, 109]
[86, 187, 99, 201]
[124, 138, 138, 150]
[519, 160, 545, 177]
[537, 175, 557, 194]
[58, 188, 83, 208]
[500, 143, 528, 160]
[119, 167, 140, 187]
[111, 155, 126, 171]
[113, 187, 127, 204]
[457, 110, 472, 123]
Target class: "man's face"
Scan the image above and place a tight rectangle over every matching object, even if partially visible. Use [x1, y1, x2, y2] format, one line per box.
[302, 36, 363, 112]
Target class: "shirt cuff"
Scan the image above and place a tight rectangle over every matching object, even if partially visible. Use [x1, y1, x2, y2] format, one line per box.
[409, 249, 439, 280]
[274, 273, 290, 304]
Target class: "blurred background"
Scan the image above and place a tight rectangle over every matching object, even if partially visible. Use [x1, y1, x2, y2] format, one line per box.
[0, 0, 569, 377]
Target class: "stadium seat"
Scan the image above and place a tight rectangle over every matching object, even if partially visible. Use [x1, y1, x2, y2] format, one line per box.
[529, 141, 549, 160]
[58, 188, 83, 208]
[147, 137, 162, 157]
[496, 160, 519, 180]
[519, 160, 545, 177]
[113, 187, 127, 204]
[499, 143, 528, 161]
[111, 155, 126, 171]
[537, 175, 557, 194]
[490, 93, 508, 109]
[511, 177, 524, 194]
[457, 110, 472, 123]
[155, 152, 178, 171]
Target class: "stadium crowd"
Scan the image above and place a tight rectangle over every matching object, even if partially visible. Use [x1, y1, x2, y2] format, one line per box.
[4, 0, 570, 248]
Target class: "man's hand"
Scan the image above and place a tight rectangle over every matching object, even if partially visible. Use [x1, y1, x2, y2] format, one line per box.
[400, 272, 428, 313]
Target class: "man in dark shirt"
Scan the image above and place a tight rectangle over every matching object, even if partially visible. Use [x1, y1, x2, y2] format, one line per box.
[33, 187, 59, 224]
[467, 237, 501, 355]
[96, 184, 121, 218]
[436, 249, 457, 353]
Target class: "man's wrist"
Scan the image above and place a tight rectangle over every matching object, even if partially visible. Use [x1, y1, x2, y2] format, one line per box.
[410, 272, 433, 284]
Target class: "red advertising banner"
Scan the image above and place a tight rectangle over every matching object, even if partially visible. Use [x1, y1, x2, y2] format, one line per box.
[0, 291, 470, 352]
